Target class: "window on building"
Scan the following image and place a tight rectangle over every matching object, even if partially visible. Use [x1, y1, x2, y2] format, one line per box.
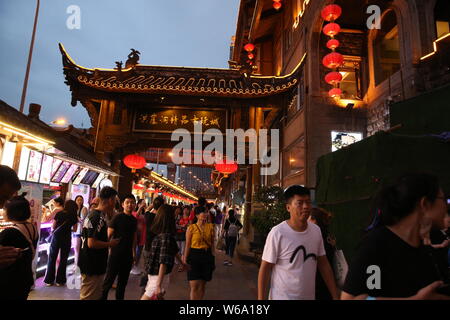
[339, 57, 362, 100]
[434, 0, 450, 39]
[283, 138, 305, 177]
[373, 10, 401, 86]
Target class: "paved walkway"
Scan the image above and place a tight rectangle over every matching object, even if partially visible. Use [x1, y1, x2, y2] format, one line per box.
[28, 250, 259, 300]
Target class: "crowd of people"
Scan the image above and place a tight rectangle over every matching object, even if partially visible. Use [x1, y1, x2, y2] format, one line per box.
[1, 164, 449, 300]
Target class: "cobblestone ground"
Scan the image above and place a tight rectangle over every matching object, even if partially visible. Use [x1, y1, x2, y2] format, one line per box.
[28, 249, 259, 300]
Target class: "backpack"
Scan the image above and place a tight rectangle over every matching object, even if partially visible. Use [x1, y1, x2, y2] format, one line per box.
[227, 219, 239, 237]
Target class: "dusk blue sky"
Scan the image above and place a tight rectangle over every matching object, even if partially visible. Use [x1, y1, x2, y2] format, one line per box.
[0, 0, 240, 128]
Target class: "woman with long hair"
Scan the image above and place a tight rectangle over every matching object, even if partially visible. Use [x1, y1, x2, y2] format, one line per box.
[183, 206, 215, 300]
[73, 195, 88, 268]
[141, 204, 185, 300]
[309, 207, 337, 300]
[342, 173, 449, 300]
[44, 200, 78, 286]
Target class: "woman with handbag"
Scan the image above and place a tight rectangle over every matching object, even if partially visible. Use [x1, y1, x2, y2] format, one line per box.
[141, 204, 186, 300]
[0, 193, 39, 300]
[44, 200, 78, 286]
[183, 206, 215, 300]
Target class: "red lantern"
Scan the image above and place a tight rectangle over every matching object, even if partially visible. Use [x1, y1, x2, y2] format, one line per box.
[322, 52, 344, 69]
[327, 39, 340, 50]
[133, 184, 145, 190]
[248, 53, 254, 60]
[329, 88, 342, 98]
[321, 4, 342, 22]
[244, 43, 255, 52]
[123, 154, 146, 172]
[325, 72, 343, 85]
[215, 160, 238, 176]
[273, 1, 282, 10]
[323, 23, 341, 37]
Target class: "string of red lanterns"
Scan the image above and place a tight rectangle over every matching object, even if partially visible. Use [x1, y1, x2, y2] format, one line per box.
[244, 42, 255, 66]
[321, 4, 343, 99]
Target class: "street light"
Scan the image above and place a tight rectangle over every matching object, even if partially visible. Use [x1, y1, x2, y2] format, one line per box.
[20, 0, 40, 113]
[51, 118, 67, 126]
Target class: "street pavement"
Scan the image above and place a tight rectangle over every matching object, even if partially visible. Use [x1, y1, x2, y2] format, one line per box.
[28, 249, 259, 300]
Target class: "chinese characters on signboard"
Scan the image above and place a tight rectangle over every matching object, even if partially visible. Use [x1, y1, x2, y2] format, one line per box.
[133, 107, 227, 133]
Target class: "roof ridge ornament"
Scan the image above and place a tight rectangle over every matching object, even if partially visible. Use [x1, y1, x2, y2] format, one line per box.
[125, 48, 141, 69]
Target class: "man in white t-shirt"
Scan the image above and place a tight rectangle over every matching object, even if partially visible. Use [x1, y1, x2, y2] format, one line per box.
[257, 185, 339, 300]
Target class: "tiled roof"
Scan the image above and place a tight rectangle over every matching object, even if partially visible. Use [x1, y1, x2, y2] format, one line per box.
[59, 43, 302, 98]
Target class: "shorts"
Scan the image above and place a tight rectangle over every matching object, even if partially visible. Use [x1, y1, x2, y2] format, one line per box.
[187, 248, 215, 282]
[144, 274, 170, 298]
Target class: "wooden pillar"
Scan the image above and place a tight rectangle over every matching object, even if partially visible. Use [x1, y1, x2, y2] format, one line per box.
[243, 106, 256, 235]
[94, 99, 110, 161]
[252, 107, 263, 194]
[243, 166, 253, 235]
[117, 162, 133, 199]
[12, 141, 22, 172]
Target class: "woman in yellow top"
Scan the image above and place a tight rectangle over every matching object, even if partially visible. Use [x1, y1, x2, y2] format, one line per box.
[183, 206, 215, 300]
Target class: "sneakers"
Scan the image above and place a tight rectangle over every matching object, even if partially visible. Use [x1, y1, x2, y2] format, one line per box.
[223, 260, 229, 266]
[44, 283, 53, 287]
[130, 266, 142, 275]
[55, 283, 65, 287]
[227, 261, 233, 266]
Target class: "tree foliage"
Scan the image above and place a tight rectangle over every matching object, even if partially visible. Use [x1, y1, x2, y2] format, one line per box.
[250, 186, 289, 236]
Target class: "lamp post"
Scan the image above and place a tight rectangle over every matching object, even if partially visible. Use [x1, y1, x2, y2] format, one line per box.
[19, 0, 40, 113]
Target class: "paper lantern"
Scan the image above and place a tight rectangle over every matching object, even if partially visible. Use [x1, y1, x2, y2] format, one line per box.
[323, 23, 341, 37]
[322, 52, 344, 69]
[327, 39, 340, 50]
[329, 88, 342, 98]
[273, 1, 282, 10]
[215, 160, 238, 175]
[325, 72, 343, 85]
[244, 43, 255, 52]
[321, 4, 342, 22]
[123, 154, 146, 171]
[248, 53, 254, 60]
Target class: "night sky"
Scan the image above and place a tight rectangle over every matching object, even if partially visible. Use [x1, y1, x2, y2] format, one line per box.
[0, 0, 240, 128]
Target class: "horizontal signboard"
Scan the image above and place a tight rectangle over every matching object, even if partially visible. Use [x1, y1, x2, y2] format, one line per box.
[133, 107, 227, 133]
